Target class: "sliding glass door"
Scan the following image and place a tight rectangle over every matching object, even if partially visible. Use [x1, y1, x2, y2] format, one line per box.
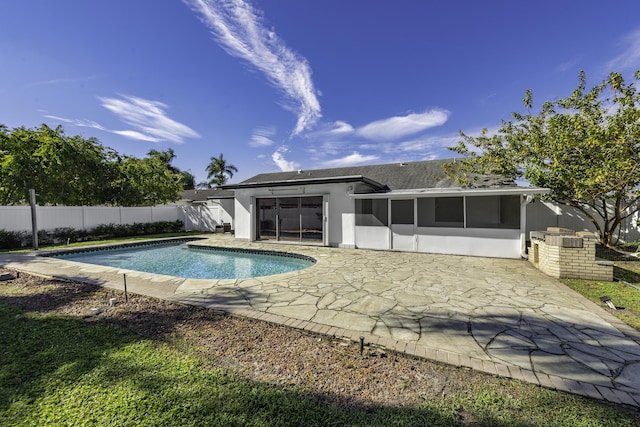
[279, 197, 301, 241]
[257, 198, 277, 240]
[301, 196, 323, 241]
[256, 196, 323, 242]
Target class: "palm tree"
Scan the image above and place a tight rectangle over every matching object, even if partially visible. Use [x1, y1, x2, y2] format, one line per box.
[206, 153, 238, 186]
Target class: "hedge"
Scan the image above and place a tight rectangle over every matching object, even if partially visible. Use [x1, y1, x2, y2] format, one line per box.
[0, 220, 184, 249]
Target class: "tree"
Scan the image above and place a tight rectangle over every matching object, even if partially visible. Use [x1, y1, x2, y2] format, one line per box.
[0, 124, 184, 206]
[449, 71, 640, 246]
[205, 153, 238, 186]
[0, 124, 115, 205]
[177, 171, 196, 190]
[108, 154, 183, 206]
[147, 148, 195, 190]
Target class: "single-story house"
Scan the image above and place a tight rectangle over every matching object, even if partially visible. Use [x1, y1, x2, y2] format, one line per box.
[219, 159, 549, 259]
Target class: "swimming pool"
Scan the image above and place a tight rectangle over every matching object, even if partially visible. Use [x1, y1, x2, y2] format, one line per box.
[50, 242, 316, 279]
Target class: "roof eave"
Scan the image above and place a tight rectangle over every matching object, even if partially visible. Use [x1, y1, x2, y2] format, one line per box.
[350, 187, 551, 199]
[206, 195, 235, 200]
[221, 175, 387, 191]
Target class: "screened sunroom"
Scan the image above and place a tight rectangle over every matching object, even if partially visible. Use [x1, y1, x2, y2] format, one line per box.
[351, 188, 544, 258]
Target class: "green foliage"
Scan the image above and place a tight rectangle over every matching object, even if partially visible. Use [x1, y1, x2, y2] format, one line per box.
[206, 153, 238, 187]
[0, 220, 184, 249]
[0, 124, 187, 206]
[0, 230, 26, 249]
[449, 71, 640, 246]
[89, 220, 184, 239]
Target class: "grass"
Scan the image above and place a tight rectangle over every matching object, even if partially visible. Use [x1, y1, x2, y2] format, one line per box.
[562, 262, 640, 332]
[1, 281, 638, 426]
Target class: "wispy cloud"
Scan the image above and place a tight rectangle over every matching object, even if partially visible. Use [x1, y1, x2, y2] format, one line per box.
[326, 120, 355, 135]
[397, 134, 460, 154]
[272, 145, 300, 171]
[99, 94, 200, 143]
[42, 115, 109, 132]
[249, 126, 277, 147]
[309, 110, 449, 145]
[356, 109, 450, 141]
[554, 56, 582, 73]
[321, 152, 379, 168]
[185, 0, 321, 136]
[26, 75, 99, 88]
[44, 94, 200, 144]
[607, 28, 640, 72]
[354, 134, 460, 160]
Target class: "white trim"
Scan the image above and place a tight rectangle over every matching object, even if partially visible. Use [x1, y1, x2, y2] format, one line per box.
[350, 187, 550, 199]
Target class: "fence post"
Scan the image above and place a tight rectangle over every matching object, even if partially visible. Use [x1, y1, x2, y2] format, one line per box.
[29, 189, 38, 250]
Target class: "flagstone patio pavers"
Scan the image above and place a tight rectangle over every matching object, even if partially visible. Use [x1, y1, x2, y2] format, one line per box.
[2, 233, 640, 408]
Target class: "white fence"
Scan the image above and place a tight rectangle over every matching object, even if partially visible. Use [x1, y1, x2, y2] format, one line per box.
[0, 205, 231, 233]
[526, 200, 640, 243]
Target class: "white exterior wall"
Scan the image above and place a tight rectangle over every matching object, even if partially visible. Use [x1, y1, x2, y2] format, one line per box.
[232, 183, 354, 246]
[233, 193, 253, 240]
[354, 220, 522, 258]
[354, 226, 389, 250]
[416, 228, 521, 258]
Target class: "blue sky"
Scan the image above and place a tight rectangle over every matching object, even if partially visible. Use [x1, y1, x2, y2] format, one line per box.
[2, 1, 640, 184]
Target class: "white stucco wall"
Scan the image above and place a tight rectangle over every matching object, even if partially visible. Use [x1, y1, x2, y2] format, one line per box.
[353, 225, 521, 258]
[232, 182, 355, 246]
[354, 226, 389, 250]
[416, 227, 521, 258]
[233, 193, 253, 240]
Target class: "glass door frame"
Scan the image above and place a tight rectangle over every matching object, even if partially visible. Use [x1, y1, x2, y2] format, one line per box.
[255, 195, 325, 243]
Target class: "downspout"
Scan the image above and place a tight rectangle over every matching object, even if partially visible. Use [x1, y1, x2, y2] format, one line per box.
[520, 194, 535, 259]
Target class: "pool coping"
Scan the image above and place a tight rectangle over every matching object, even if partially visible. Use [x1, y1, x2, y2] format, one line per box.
[34, 236, 321, 289]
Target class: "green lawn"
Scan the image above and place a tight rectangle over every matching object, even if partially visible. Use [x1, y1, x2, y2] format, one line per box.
[562, 262, 640, 332]
[1, 282, 638, 426]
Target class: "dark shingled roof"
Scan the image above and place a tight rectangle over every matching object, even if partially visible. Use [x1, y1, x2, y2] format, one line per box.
[223, 158, 515, 192]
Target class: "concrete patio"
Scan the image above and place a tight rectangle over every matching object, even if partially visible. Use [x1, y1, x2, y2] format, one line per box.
[2, 234, 640, 408]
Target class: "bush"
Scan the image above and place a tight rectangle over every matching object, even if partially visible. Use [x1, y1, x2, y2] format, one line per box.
[0, 220, 185, 250]
[143, 220, 184, 234]
[0, 230, 28, 249]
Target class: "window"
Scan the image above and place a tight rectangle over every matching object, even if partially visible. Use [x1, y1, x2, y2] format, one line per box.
[417, 197, 464, 227]
[466, 195, 520, 229]
[355, 199, 388, 226]
[391, 199, 414, 225]
[499, 195, 520, 228]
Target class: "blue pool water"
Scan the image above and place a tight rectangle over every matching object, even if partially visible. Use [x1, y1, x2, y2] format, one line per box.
[53, 243, 315, 279]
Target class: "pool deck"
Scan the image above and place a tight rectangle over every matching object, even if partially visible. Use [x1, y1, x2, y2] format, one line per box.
[2, 234, 640, 408]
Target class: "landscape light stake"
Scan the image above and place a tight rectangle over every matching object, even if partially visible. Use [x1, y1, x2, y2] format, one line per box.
[359, 336, 365, 356]
[123, 273, 128, 303]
